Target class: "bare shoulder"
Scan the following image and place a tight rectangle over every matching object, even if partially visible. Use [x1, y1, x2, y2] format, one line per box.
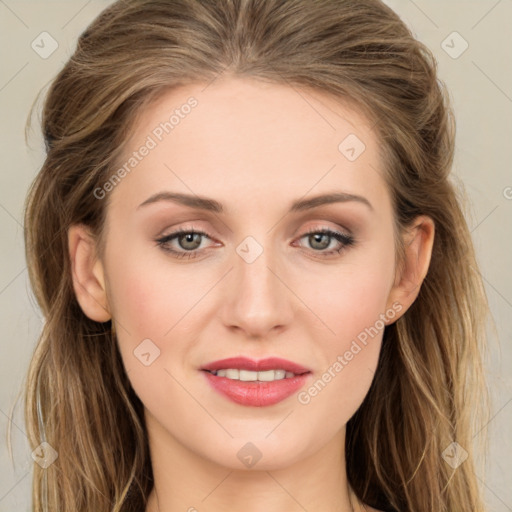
[364, 506, 384, 512]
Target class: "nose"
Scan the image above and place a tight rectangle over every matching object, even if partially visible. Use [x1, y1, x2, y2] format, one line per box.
[219, 240, 294, 339]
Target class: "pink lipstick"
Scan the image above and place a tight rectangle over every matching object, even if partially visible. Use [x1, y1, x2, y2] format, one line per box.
[200, 356, 312, 407]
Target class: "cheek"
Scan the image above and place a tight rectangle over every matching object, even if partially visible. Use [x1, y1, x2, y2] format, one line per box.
[106, 242, 203, 339]
[105, 245, 216, 399]
[334, 269, 391, 336]
[294, 240, 394, 414]
[310, 242, 395, 348]
[109, 269, 167, 339]
[313, 269, 387, 383]
[106, 260, 188, 409]
[103, 249, 178, 381]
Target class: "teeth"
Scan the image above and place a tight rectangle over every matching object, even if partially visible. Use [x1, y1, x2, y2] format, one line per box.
[225, 369, 239, 379]
[259, 369, 285, 381]
[210, 369, 298, 381]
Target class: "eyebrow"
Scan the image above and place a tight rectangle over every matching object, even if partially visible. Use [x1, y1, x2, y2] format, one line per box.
[137, 191, 373, 213]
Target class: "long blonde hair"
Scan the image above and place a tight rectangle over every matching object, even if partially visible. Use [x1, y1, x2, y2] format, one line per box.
[21, 0, 491, 510]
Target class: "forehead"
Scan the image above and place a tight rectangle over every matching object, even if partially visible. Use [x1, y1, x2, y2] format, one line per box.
[107, 76, 388, 217]
[129, 76, 376, 156]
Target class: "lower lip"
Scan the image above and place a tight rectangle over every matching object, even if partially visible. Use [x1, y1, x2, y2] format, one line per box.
[202, 371, 311, 407]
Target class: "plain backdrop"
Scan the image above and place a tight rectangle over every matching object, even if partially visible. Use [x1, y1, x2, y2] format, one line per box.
[0, 1, 511, 510]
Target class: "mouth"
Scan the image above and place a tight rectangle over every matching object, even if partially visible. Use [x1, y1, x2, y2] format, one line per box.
[203, 368, 307, 381]
[200, 356, 312, 407]
[201, 356, 311, 375]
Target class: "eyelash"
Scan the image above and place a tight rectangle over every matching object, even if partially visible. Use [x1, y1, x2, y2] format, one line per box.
[155, 226, 355, 260]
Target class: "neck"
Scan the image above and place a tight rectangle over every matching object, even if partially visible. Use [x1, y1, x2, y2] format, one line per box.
[144, 410, 362, 512]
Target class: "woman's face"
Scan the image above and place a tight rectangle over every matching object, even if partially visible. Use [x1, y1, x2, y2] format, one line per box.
[77, 77, 425, 470]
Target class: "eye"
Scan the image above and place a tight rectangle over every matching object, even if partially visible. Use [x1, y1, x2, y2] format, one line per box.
[155, 228, 217, 260]
[294, 227, 355, 258]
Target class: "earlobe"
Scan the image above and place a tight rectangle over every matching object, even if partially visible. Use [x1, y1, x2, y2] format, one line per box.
[385, 216, 435, 323]
[68, 224, 111, 323]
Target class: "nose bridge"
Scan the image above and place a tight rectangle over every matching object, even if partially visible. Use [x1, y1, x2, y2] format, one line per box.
[223, 234, 292, 336]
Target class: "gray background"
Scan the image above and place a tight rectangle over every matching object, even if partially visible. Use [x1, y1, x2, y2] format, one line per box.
[1, 1, 511, 510]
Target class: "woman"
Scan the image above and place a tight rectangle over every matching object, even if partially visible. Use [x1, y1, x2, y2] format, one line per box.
[22, 0, 491, 510]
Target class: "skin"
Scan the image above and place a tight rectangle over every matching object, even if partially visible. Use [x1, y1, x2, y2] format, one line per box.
[68, 76, 434, 512]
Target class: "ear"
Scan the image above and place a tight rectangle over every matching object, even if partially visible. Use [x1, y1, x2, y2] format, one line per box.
[68, 224, 111, 323]
[385, 215, 435, 324]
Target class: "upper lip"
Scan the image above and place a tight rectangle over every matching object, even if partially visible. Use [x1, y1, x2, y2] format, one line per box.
[201, 357, 311, 374]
